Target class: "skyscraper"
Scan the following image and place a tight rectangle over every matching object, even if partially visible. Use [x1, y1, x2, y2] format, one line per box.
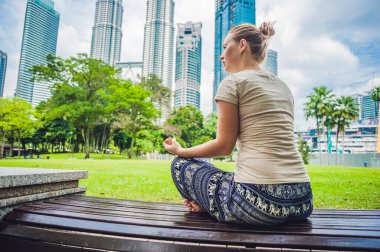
[0, 51, 7, 97]
[142, 0, 175, 123]
[213, 0, 256, 112]
[174, 22, 202, 110]
[15, 0, 60, 106]
[90, 0, 123, 66]
[263, 49, 278, 76]
[143, 0, 175, 89]
[354, 91, 378, 124]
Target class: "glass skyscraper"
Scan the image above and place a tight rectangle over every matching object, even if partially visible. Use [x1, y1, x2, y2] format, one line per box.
[90, 0, 123, 66]
[174, 22, 202, 110]
[263, 49, 278, 76]
[142, 0, 175, 123]
[142, 0, 175, 89]
[0, 51, 7, 97]
[213, 0, 256, 112]
[15, 0, 60, 107]
[354, 91, 378, 124]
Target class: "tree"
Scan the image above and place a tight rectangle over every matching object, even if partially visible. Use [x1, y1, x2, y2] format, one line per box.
[139, 74, 171, 111]
[31, 54, 121, 159]
[304, 86, 335, 156]
[298, 140, 311, 164]
[7, 98, 35, 157]
[0, 98, 13, 157]
[372, 86, 380, 153]
[333, 96, 359, 158]
[112, 128, 132, 154]
[166, 105, 204, 147]
[108, 79, 159, 157]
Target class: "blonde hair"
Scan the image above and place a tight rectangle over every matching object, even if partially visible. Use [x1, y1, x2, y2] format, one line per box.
[229, 21, 275, 63]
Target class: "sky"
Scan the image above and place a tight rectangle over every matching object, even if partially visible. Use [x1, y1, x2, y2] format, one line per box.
[1, 0, 380, 130]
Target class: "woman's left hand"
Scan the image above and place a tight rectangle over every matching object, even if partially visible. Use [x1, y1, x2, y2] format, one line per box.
[163, 137, 183, 156]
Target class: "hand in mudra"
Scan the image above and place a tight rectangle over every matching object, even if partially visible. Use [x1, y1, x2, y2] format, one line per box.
[163, 137, 183, 155]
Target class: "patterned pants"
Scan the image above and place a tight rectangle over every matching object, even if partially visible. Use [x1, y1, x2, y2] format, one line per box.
[171, 156, 313, 225]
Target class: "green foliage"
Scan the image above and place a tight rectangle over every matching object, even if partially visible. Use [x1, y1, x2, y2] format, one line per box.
[166, 105, 204, 147]
[31, 54, 122, 158]
[298, 140, 311, 164]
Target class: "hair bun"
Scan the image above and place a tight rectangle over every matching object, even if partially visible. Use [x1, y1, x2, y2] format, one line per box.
[259, 21, 276, 40]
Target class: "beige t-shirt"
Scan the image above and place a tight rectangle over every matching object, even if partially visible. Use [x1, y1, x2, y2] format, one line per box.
[215, 69, 310, 184]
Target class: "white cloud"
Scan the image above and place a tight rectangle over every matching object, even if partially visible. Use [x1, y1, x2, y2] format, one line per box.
[1, 0, 380, 130]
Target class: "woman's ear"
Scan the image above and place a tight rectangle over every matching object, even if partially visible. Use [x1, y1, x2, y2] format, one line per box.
[239, 39, 247, 53]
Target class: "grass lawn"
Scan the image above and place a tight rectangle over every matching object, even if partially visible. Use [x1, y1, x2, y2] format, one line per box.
[1, 154, 379, 209]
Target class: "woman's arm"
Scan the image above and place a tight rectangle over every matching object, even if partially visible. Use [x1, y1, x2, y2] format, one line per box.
[163, 100, 239, 158]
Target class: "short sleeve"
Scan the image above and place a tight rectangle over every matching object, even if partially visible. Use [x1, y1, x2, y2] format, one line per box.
[214, 76, 239, 105]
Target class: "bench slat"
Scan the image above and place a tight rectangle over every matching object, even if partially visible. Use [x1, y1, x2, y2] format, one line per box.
[0, 223, 259, 252]
[23, 202, 380, 232]
[4, 211, 380, 251]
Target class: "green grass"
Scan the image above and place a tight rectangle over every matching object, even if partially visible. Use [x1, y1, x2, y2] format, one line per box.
[1, 154, 379, 209]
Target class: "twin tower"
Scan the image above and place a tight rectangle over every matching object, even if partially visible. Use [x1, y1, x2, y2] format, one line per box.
[15, 0, 276, 116]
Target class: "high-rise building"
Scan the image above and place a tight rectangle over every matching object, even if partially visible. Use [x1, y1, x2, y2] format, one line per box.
[0, 51, 7, 97]
[142, 0, 175, 123]
[90, 0, 123, 66]
[213, 0, 256, 112]
[354, 91, 378, 124]
[263, 49, 278, 76]
[174, 22, 202, 110]
[15, 0, 60, 107]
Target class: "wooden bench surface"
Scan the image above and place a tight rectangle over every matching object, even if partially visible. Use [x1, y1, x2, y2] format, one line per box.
[0, 195, 380, 251]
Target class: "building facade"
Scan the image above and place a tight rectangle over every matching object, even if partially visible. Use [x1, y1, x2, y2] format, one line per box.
[90, 0, 123, 66]
[354, 91, 378, 124]
[213, 0, 256, 112]
[174, 22, 202, 110]
[15, 0, 60, 106]
[142, 0, 175, 123]
[262, 49, 278, 76]
[0, 51, 7, 97]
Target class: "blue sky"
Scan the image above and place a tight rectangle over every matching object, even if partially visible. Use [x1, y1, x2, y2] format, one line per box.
[1, 0, 380, 130]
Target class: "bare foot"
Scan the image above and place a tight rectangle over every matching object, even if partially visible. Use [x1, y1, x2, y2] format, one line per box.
[183, 198, 206, 213]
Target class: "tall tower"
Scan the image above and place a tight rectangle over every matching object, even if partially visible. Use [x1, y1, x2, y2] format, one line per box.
[90, 0, 123, 66]
[0, 51, 7, 97]
[213, 0, 256, 112]
[174, 22, 202, 110]
[142, 0, 175, 123]
[142, 0, 175, 90]
[15, 0, 60, 106]
[263, 49, 278, 76]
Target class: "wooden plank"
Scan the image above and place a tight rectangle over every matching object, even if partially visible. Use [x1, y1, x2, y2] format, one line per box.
[11, 205, 380, 237]
[22, 202, 380, 232]
[63, 195, 380, 217]
[0, 223, 259, 252]
[4, 211, 380, 251]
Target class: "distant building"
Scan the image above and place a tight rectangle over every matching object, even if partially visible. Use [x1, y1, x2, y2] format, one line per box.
[174, 22, 202, 110]
[0, 51, 7, 97]
[142, 0, 175, 123]
[90, 0, 123, 66]
[15, 0, 60, 106]
[353, 91, 378, 124]
[213, 0, 256, 112]
[262, 49, 278, 76]
[301, 125, 377, 153]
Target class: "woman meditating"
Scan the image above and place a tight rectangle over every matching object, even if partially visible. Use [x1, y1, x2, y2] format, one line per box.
[163, 22, 313, 225]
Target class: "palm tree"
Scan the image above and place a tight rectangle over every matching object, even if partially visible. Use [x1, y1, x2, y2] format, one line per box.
[371, 86, 380, 153]
[304, 86, 335, 157]
[333, 96, 359, 164]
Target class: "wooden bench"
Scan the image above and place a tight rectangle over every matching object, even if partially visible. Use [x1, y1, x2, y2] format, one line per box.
[1, 195, 379, 251]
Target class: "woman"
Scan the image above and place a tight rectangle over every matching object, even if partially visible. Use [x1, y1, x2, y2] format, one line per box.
[163, 22, 313, 225]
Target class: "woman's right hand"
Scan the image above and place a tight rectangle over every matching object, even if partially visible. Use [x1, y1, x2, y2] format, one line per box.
[163, 137, 183, 156]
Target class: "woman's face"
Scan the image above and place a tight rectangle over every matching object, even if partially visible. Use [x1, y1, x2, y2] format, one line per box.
[219, 33, 241, 73]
